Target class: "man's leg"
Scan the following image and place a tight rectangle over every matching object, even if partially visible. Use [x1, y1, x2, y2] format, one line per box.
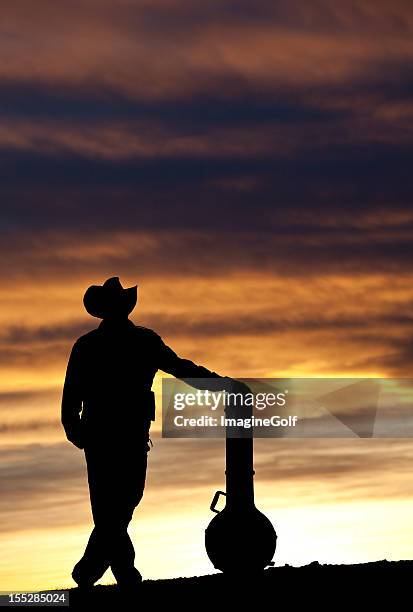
[109, 450, 148, 586]
[71, 445, 112, 586]
[72, 527, 110, 587]
[72, 430, 150, 587]
[106, 507, 140, 585]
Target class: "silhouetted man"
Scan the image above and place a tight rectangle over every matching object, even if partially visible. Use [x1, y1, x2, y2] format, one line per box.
[61, 277, 242, 589]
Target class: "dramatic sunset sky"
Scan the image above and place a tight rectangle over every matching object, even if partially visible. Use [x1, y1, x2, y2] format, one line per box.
[2, 0, 413, 591]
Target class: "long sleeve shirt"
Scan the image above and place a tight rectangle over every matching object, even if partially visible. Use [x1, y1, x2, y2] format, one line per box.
[61, 317, 229, 446]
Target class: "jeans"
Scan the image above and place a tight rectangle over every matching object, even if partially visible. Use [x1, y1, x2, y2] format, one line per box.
[72, 429, 150, 585]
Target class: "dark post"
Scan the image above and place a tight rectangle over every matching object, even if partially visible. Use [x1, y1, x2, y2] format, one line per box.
[205, 386, 277, 574]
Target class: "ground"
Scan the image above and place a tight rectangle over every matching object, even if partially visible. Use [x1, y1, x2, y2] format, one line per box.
[61, 561, 410, 609]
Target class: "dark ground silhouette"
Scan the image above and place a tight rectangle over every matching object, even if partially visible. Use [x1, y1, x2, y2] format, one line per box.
[51, 561, 410, 608]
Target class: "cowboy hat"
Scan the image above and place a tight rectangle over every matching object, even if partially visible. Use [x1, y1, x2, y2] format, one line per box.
[83, 277, 138, 319]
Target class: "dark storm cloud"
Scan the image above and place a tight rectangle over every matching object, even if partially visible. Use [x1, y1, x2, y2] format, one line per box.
[3, 309, 413, 346]
[0, 1, 412, 241]
[0, 0, 411, 289]
[133, 0, 413, 35]
[2, 305, 413, 378]
[1, 58, 412, 127]
[1, 137, 412, 242]
[136, 311, 413, 339]
[0, 321, 90, 345]
[0, 79, 343, 126]
[2, 216, 413, 286]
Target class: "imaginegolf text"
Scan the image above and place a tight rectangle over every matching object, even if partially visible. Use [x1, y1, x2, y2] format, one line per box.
[173, 415, 299, 429]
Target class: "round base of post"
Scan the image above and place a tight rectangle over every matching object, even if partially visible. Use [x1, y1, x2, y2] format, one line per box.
[205, 506, 277, 574]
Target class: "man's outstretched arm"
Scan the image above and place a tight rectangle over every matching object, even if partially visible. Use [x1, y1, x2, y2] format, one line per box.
[157, 335, 246, 393]
[61, 340, 84, 449]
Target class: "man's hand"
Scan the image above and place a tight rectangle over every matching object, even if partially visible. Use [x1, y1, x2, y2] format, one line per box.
[222, 377, 251, 396]
[232, 380, 251, 396]
[222, 378, 253, 422]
